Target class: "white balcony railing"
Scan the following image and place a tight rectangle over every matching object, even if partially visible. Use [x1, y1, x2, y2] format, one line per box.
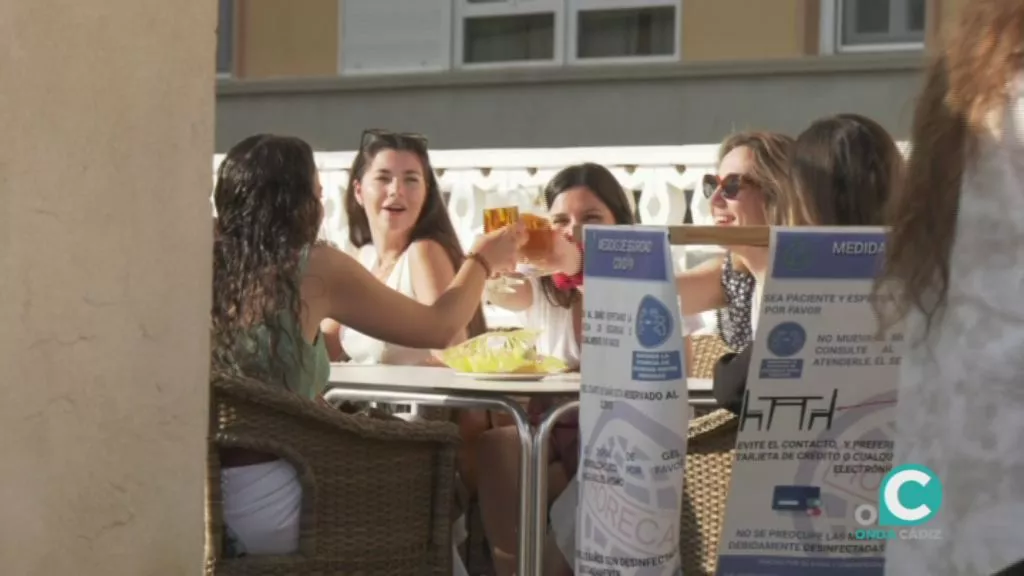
[212, 143, 909, 329]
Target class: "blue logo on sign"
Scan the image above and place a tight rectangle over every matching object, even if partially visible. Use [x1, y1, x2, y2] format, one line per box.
[767, 322, 806, 357]
[879, 464, 943, 526]
[636, 295, 673, 349]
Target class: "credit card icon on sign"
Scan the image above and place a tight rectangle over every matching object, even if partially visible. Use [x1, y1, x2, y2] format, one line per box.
[772, 485, 821, 511]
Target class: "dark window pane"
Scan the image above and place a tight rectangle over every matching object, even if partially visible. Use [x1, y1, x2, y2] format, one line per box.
[217, 0, 233, 74]
[577, 6, 675, 59]
[463, 13, 555, 63]
[907, 0, 926, 32]
[854, 0, 890, 34]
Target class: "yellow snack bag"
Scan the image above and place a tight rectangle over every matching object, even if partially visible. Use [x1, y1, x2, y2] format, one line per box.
[440, 329, 567, 374]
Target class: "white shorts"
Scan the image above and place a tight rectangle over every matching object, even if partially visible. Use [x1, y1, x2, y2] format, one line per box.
[222, 459, 302, 556]
[221, 458, 470, 576]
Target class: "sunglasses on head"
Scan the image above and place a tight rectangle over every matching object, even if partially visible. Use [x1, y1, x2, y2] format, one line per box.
[702, 173, 755, 200]
[360, 128, 429, 151]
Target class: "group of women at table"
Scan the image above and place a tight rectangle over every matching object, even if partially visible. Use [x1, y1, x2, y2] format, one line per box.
[210, 1, 1024, 574]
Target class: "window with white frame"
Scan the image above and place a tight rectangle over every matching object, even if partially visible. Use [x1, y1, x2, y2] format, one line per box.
[835, 0, 925, 50]
[217, 0, 234, 75]
[569, 0, 680, 62]
[457, 0, 563, 66]
[454, 0, 680, 67]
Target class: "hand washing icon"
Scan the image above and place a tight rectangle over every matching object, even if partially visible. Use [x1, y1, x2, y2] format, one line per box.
[636, 295, 673, 349]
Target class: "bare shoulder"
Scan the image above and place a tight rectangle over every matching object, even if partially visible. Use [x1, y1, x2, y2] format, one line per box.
[407, 239, 455, 273]
[307, 242, 356, 274]
[303, 243, 361, 299]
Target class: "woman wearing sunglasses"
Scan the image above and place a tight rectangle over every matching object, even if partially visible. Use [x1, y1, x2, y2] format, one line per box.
[712, 115, 902, 412]
[674, 131, 799, 350]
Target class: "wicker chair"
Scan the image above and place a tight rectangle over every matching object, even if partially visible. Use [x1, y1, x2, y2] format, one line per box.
[680, 334, 739, 575]
[690, 334, 731, 379]
[206, 375, 460, 576]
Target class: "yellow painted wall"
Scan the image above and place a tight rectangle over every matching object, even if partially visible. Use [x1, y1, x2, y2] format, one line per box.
[239, 0, 339, 79]
[683, 0, 816, 61]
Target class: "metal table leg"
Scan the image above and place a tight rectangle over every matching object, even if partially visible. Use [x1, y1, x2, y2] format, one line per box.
[531, 400, 580, 576]
[324, 387, 537, 576]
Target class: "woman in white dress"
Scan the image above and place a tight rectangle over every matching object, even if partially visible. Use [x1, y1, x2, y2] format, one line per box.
[322, 129, 487, 366]
[319, 130, 489, 576]
[875, 2, 1024, 574]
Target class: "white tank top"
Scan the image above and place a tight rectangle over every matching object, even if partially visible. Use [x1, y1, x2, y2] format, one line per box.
[342, 246, 433, 366]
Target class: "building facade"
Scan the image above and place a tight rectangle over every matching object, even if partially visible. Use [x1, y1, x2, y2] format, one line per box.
[214, 0, 965, 153]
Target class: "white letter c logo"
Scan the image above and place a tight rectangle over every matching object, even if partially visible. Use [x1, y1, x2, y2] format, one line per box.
[884, 469, 932, 522]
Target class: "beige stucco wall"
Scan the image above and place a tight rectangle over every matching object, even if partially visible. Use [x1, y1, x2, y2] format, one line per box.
[683, 0, 815, 61]
[0, 0, 214, 574]
[239, 0, 339, 79]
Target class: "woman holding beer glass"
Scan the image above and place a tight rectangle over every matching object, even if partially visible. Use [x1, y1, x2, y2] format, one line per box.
[210, 134, 526, 561]
[476, 163, 705, 576]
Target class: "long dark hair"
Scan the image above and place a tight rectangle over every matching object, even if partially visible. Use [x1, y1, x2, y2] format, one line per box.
[211, 134, 322, 383]
[791, 113, 903, 226]
[344, 131, 486, 338]
[874, 0, 1024, 335]
[540, 163, 635, 309]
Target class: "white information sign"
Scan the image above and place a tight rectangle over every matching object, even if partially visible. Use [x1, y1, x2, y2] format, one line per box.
[577, 225, 689, 576]
[715, 227, 909, 576]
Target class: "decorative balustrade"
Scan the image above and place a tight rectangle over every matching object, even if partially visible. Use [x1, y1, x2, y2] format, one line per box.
[212, 143, 909, 329]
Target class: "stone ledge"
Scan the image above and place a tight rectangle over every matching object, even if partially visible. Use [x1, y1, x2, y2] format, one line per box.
[217, 54, 925, 97]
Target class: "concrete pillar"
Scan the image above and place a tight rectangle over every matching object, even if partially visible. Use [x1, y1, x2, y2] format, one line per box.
[0, 1, 215, 574]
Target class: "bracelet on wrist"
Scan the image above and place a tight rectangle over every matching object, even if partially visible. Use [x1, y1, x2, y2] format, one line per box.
[466, 252, 492, 277]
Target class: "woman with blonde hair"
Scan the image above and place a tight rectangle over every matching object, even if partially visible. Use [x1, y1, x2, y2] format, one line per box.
[874, 0, 1024, 574]
[714, 113, 903, 411]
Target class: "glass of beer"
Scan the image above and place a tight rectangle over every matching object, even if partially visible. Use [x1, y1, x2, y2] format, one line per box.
[518, 212, 554, 261]
[483, 206, 525, 293]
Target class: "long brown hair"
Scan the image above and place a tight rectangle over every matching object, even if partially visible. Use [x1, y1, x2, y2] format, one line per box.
[541, 163, 635, 309]
[211, 135, 322, 386]
[874, 0, 1024, 334]
[792, 113, 903, 226]
[718, 131, 801, 226]
[344, 131, 487, 338]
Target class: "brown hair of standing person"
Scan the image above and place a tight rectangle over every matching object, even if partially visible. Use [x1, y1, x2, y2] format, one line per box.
[874, 0, 1024, 335]
[791, 113, 903, 227]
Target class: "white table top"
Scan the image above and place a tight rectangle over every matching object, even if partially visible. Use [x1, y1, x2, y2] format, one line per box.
[328, 364, 712, 396]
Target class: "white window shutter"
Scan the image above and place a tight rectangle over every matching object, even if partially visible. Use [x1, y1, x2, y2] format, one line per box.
[340, 0, 452, 75]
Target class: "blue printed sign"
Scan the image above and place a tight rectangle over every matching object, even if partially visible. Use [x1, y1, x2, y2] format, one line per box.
[584, 227, 670, 282]
[578, 225, 689, 576]
[772, 230, 886, 280]
[716, 227, 908, 576]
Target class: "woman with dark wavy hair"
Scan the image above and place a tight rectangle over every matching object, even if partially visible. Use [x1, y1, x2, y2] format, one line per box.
[873, 1, 1024, 574]
[211, 134, 524, 557]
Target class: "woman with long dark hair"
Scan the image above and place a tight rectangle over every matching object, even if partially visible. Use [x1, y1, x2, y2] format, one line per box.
[211, 133, 524, 557]
[322, 129, 486, 365]
[874, 1, 1024, 573]
[478, 163, 706, 575]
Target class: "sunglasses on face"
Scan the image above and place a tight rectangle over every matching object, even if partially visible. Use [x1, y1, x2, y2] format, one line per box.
[360, 128, 429, 151]
[702, 173, 755, 200]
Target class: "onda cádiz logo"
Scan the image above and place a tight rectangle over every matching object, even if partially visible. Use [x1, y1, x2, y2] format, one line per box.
[854, 464, 943, 541]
